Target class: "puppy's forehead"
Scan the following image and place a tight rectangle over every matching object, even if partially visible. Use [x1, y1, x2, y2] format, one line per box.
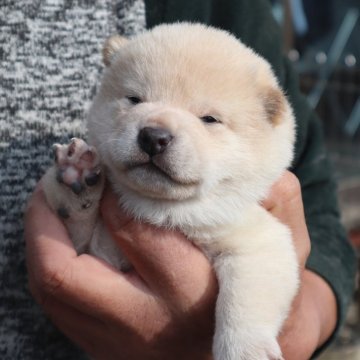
[110, 24, 273, 102]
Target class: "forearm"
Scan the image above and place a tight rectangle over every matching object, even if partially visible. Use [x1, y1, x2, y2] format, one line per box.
[305, 270, 337, 348]
[280, 269, 337, 359]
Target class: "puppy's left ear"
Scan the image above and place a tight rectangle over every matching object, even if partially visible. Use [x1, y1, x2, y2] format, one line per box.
[262, 88, 287, 126]
[102, 35, 128, 66]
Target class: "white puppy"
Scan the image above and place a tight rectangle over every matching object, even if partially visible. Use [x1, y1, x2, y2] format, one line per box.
[43, 23, 299, 360]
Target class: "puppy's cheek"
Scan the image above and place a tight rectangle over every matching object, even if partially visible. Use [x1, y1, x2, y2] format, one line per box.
[166, 138, 204, 181]
[100, 124, 140, 167]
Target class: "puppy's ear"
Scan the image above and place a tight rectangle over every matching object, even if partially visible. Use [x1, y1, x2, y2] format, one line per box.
[262, 88, 286, 126]
[103, 35, 128, 66]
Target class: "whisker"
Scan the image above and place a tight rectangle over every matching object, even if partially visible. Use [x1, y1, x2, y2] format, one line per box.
[98, 137, 119, 152]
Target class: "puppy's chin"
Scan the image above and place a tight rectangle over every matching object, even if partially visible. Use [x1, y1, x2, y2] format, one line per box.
[110, 163, 200, 201]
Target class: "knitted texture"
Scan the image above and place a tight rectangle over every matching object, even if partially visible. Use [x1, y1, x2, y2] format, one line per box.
[0, 1, 145, 358]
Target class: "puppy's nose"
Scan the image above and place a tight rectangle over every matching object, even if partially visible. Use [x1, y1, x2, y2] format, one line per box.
[138, 127, 173, 157]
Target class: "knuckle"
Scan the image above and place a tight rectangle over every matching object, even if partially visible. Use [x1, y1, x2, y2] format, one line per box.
[304, 239, 311, 259]
[298, 236, 311, 267]
[281, 171, 301, 198]
[35, 262, 69, 300]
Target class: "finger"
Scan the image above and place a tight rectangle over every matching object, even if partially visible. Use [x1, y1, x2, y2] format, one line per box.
[261, 171, 310, 267]
[45, 299, 155, 360]
[46, 298, 157, 360]
[24, 184, 160, 326]
[101, 186, 217, 305]
[261, 171, 301, 211]
[42, 297, 109, 357]
[25, 184, 77, 290]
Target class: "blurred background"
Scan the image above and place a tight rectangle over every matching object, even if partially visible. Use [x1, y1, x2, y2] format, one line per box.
[270, 0, 360, 358]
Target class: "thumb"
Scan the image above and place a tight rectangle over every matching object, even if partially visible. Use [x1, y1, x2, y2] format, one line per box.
[100, 186, 215, 301]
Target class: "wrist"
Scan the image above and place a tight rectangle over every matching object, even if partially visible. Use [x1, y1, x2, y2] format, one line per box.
[303, 270, 337, 348]
[279, 269, 337, 359]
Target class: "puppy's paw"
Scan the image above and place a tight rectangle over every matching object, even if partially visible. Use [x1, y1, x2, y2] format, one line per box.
[213, 327, 282, 360]
[53, 138, 102, 195]
[43, 138, 105, 252]
[43, 138, 104, 223]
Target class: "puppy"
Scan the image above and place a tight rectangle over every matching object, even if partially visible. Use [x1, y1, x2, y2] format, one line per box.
[43, 23, 299, 360]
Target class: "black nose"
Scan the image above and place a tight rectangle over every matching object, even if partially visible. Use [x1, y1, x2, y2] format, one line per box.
[138, 127, 173, 157]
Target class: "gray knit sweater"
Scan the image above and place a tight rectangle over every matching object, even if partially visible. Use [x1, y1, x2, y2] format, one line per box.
[0, 1, 145, 358]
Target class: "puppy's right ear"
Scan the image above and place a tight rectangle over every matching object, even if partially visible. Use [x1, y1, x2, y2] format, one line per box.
[262, 87, 287, 126]
[102, 35, 128, 66]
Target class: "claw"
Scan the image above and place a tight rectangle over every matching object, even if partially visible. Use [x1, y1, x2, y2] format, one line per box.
[52, 144, 59, 162]
[56, 169, 64, 183]
[81, 200, 92, 209]
[53, 143, 65, 164]
[68, 140, 76, 157]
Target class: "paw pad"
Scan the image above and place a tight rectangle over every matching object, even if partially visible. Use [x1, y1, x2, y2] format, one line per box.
[53, 138, 102, 195]
[57, 207, 70, 219]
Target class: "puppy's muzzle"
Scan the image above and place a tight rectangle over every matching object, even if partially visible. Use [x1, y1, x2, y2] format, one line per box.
[138, 127, 173, 157]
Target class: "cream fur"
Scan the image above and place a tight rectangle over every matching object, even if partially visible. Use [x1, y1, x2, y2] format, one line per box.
[44, 23, 299, 360]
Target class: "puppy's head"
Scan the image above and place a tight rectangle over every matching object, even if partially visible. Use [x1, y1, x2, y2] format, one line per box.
[88, 24, 295, 218]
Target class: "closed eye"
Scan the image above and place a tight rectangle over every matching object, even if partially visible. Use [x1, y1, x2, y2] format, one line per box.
[126, 96, 142, 105]
[200, 115, 220, 124]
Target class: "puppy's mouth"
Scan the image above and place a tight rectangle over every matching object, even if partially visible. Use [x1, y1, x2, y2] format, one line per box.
[124, 160, 199, 187]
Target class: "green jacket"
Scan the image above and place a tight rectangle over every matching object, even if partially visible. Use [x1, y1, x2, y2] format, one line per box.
[146, 0, 357, 355]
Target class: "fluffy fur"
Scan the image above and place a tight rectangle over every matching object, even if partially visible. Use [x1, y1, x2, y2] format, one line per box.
[44, 23, 299, 360]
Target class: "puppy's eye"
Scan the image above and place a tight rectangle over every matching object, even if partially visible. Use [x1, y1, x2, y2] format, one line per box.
[126, 96, 142, 105]
[201, 115, 220, 124]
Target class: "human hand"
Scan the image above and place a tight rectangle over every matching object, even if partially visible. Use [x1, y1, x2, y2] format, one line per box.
[25, 184, 217, 360]
[262, 171, 337, 359]
[25, 171, 337, 360]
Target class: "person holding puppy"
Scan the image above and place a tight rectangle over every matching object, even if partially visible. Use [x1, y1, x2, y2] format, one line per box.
[1, 0, 356, 359]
